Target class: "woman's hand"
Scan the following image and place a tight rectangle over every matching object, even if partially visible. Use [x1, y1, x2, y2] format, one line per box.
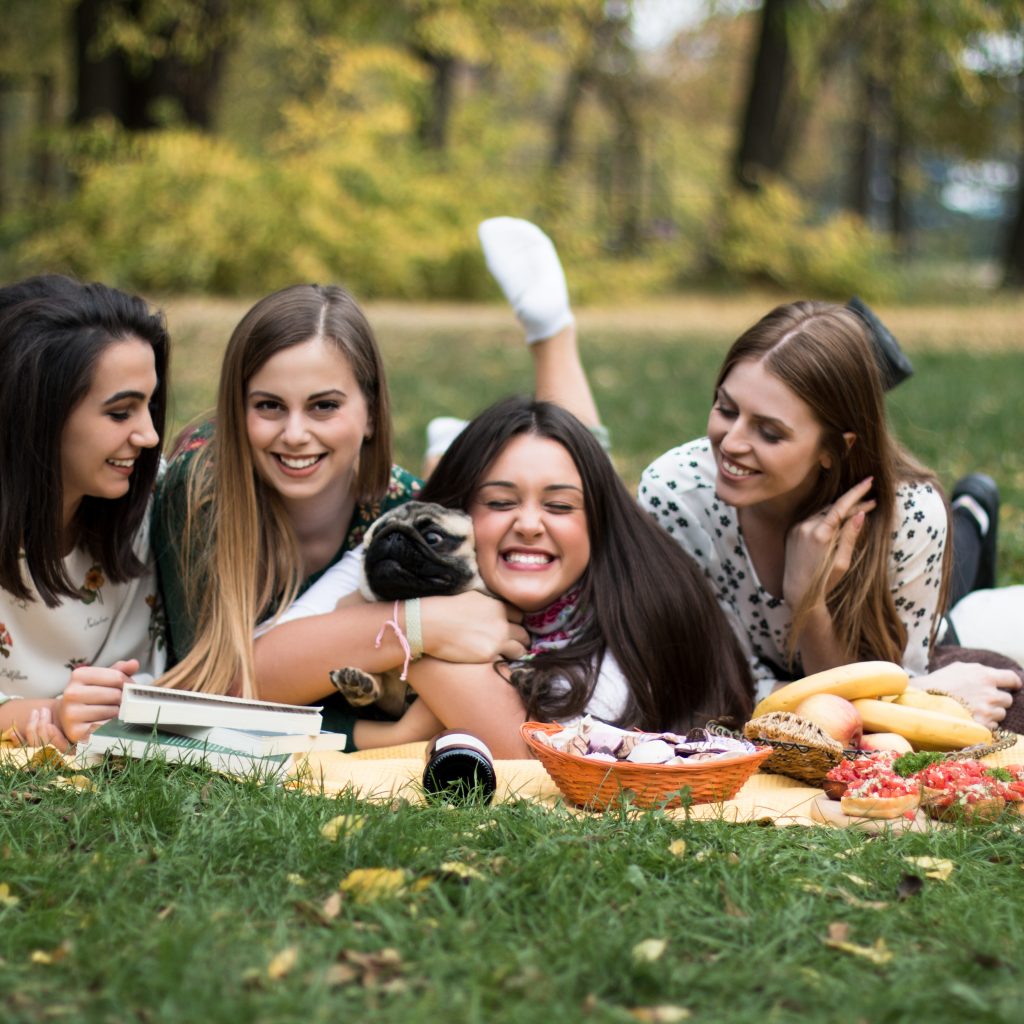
[920, 661, 1022, 729]
[20, 706, 71, 751]
[784, 477, 877, 610]
[55, 659, 139, 744]
[421, 591, 529, 664]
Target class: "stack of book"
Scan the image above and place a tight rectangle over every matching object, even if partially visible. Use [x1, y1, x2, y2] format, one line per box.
[79, 684, 348, 777]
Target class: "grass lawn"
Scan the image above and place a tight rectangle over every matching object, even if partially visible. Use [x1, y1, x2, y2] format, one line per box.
[2, 294, 1023, 1022]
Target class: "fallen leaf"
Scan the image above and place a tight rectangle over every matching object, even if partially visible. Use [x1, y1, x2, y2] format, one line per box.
[826, 922, 851, 943]
[49, 774, 95, 792]
[339, 868, 408, 905]
[628, 1007, 691, 1022]
[834, 889, 888, 911]
[439, 861, 485, 881]
[324, 963, 359, 987]
[903, 856, 954, 881]
[843, 874, 870, 888]
[286, 873, 306, 886]
[321, 892, 343, 920]
[726, 852, 740, 865]
[29, 941, 70, 966]
[156, 904, 175, 921]
[632, 938, 667, 964]
[0, 883, 19, 908]
[720, 883, 746, 919]
[28, 746, 67, 769]
[266, 946, 298, 980]
[823, 935, 892, 964]
[668, 839, 687, 858]
[321, 814, 366, 841]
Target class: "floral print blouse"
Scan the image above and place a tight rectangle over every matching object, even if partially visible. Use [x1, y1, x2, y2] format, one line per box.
[639, 438, 947, 698]
[0, 514, 166, 701]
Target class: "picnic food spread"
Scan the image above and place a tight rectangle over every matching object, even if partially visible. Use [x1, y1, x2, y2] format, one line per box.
[744, 660, 997, 762]
[820, 750, 1024, 822]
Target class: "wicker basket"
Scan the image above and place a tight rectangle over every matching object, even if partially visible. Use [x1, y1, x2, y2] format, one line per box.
[744, 710, 1019, 787]
[521, 721, 773, 810]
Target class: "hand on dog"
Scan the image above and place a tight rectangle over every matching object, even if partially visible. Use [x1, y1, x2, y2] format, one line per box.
[422, 591, 529, 663]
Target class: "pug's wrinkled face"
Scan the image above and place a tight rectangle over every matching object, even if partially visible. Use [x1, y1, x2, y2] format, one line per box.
[360, 501, 485, 601]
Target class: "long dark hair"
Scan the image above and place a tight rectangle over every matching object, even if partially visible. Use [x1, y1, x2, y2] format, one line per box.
[0, 274, 169, 607]
[421, 396, 754, 730]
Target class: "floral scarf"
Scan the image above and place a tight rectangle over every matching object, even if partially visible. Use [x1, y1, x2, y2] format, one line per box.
[519, 584, 586, 659]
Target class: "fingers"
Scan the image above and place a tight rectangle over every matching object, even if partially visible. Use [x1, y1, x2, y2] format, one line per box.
[500, 639, 529, 661]
[508, 623, 530, 648]
[832, 511, 866, 572]
[993, 670, 1023, 692]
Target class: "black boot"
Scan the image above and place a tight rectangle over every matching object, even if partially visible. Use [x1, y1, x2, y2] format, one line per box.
[847, 296, 914, 391]
[951, 473, 1000, 592]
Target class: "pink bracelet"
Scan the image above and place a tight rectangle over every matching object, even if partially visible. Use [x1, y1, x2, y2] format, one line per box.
[375, 600, 413, 681]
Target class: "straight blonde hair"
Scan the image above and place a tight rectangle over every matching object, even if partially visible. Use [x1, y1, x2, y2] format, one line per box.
[715, 301, 951, 668]
[161, 284, 391, 697]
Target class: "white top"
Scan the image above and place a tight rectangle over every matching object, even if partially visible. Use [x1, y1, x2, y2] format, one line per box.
[0, 515, 166, 701]
[639, 438, 947, 698]
[260, 545, 630, 724]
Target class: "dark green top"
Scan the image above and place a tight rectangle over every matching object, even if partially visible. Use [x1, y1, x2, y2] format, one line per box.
[152, 421, 422, 665]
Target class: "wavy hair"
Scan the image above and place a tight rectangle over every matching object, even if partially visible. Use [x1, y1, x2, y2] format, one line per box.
[420, 396, 754, 730]
[160, 283, 392, 696]
[0, 274, 168, 607]
[716, 301, 950, 665]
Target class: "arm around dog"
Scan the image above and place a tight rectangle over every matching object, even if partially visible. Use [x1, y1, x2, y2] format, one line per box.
[252, 591, 528, 705]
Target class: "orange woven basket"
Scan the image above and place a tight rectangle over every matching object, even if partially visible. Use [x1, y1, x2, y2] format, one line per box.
[521, 721, 773, 810]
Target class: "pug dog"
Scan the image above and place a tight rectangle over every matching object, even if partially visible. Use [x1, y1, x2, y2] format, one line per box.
[328, 501, 486, 717]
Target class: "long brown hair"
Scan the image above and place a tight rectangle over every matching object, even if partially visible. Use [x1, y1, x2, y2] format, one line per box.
[716, 301, 950, 666]
[161, 284, 392, 696]
[421, 397, 754, 730]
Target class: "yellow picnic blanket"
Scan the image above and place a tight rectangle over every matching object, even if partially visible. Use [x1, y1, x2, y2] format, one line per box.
[5, 734, 1022, 828]
[294, 733, 1024, 827]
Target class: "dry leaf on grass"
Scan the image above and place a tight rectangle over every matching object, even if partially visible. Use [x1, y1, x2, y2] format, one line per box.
[266, 946, 298, 980]
[339, 868, 408, 904]
[439, 861, 485, 882]
[632, 938, 668, 963]
[325, 948, 405, 990]
[0, 883, 19, 908]
[286, 873, 306, 886]
[29, 941, 71, 966]
[903, 857, 954, 881]
[321, 814, 366, 841]
[668, 839, 687, 858]
[823, 924, 892, 965]
[628, 1006, 691, 1022]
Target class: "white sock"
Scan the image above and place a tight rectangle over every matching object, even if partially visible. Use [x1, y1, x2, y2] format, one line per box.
[425, 416, 469, 458]
[478, 217, 574, 344]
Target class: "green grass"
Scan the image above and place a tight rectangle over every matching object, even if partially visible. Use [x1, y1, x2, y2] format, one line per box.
[2, 760, 1024, 1023]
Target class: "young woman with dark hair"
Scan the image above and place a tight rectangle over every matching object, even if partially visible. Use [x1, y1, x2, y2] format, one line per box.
[640, 300, 1021, 728]
[262, 396, 754, 755]
[0, 274, 168, 747]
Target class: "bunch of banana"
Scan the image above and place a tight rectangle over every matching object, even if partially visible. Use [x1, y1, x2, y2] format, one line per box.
[748, 661, 993, 752]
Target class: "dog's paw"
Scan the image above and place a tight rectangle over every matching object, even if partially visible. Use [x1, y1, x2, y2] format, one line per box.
[328, 667, 383, 706]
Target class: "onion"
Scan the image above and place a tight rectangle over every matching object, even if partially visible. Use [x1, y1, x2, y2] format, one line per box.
[859, 732, 913, 754]
[794, 693, 863, 748]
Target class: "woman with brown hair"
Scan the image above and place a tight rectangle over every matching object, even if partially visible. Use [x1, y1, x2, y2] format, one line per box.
[153, 283, 528, 711]
[639, 301, 1020, 728]
[261, 396, 754, 755]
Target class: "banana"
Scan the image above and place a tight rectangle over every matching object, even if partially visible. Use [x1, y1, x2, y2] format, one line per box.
[894, 689, 973, 720]
[751, 661, 908, 718]
[851, 698, 992, 751]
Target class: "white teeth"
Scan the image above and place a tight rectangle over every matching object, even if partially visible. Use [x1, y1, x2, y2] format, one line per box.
[723, 458, 755, 477]
[108, 459, 134, 468]
[278, 454, 320, 469]
[504, 552, 552, 565]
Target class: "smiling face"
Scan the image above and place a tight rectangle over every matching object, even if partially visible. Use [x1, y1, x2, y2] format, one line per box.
[245, 337, 371, 515]
[707, 357, 832, 519]
[469, 433, 590, 612]
[60, 337, 160, 527]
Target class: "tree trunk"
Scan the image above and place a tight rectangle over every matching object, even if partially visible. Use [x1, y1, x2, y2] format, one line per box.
[733, 0, 796, 190]
[33, 72, 59, 201]
[73, 0, 227, 130]
[549, 65, 590, 170]
[1001, 80, 1024, 288]
[413, 47, 457, 152]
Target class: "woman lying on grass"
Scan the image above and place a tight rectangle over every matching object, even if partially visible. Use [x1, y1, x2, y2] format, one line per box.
[153, 219, 604, 749]
[0, 275, 168, 748]
[639, 301, 1022, 728]
[260, 396, 755, 755]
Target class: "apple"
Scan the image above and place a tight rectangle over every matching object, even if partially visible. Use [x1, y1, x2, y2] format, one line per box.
[859, 732, 913, 754]
[794, 693, 863, 748]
